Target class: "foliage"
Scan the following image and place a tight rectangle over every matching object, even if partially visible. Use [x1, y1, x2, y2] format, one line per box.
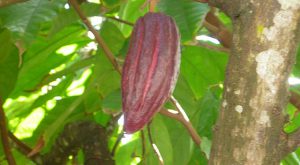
[0, 0, 299, 164]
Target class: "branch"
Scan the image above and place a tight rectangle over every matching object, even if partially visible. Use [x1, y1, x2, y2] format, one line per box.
[159, 96, 202, 145]
[106, 16, 134, 26]
[192, 41, 230, 53]
[0, 99, 16, 165]
[8, 132, 43, 164]
[0, 0, 28, 7]
[68, 0, 122, 74]
[203, 11, 232, 48]
[290, 91, 300, 111]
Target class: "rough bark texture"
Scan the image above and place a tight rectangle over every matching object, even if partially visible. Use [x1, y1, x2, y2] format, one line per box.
[209, 0, 300, 165]
[43, 121, 114, 165]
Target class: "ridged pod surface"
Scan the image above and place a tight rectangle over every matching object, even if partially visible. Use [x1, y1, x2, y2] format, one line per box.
[122, 12, 181, 133]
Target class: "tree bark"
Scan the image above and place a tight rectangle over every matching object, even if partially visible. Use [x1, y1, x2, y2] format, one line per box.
[209, 0, 300, 165]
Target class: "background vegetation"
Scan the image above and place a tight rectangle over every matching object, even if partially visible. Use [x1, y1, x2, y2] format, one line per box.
[0, 0, 299, 164]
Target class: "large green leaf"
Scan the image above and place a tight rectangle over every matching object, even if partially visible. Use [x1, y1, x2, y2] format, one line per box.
[157, 0, 209, 42]
[0, 28, 19, 100]
[0, 0, 65, 43]
[181, 46, 227, 99]
[10, 25, 90, 97]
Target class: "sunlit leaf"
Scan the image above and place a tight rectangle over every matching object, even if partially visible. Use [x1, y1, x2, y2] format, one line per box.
[157, 0, 209, 42]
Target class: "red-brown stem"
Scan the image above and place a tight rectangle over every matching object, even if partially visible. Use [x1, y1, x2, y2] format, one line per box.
[0, 99, 16, 165]
[68, 0, 122, 74]
[106, 16, 134, 26]
[290, 91, 300, 111]
[8, 132, 31, 155]
[159, 108, 201, 145]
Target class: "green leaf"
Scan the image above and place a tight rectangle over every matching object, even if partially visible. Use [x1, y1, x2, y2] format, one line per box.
[41, 56, 95, 86]
[181, 46, 228, 99]
[115, 137, 141, 165]
[188, 146, 208, 165]
[118, 0, 147, 37]
[0, 0, 65, 43]
[0, 29, 19, 100]
[10, 25, 90, 97]
[102, 89, 122, 113]
[292, 44, 300, 77]
[91, 53, 121, 96]
[160, 113, 194, 165]
[43, 96, 85, 147]
[101, 0, 123, 8]
[99, 21, 126, 55]
[50, 3, 101, 36]
[282, 149, 300, 165]
[29, 75, 74, 111]
[196, 89, 220, 139]
[157, 0, 209, 42]
[200, 137, 211, 158]
[150, 116, 173, 164]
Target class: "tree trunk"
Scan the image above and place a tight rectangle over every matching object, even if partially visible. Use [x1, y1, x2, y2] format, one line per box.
[209, 0, 300, 164]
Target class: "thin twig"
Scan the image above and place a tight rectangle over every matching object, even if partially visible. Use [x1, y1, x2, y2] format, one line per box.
[159, 108, 201, 145]
[282, 129, 300, 158]
[8, 132, 31, 154]
[68, 0, 122, 74]
[8, 132, 42, 164]
[147, 125, 164, 165]
[0, 99, 16, 165]
[195, 41, 230, 53]
[290, 91, 300, 111]
[204, 10, 232, 48]
[106, 16, 134, 26]
[203, 21, 219, 34]
[170, 97, 201, 144]
[111, 132, 123, 156]
[141, 130, 146, 159]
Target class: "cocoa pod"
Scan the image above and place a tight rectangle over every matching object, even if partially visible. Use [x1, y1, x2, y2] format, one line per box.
[122, 12, 181, 133]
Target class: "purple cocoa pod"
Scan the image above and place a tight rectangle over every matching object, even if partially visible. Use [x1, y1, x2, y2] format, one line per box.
[122, 12, 181, 134]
